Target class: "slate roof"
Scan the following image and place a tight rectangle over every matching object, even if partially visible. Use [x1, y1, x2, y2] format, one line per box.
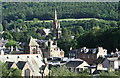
[66, 61, 83, 68]
[69, 48, 98, 54]
[6, 61, 14, 70]
[16, 61, 26, 70]
[29, 37, 39, 46]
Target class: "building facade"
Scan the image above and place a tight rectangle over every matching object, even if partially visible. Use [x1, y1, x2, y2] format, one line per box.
[69, 47, 107, 64]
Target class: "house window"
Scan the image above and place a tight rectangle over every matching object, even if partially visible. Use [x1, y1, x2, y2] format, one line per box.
[33, 48, 36, 54]
[24, 69, 30, 77]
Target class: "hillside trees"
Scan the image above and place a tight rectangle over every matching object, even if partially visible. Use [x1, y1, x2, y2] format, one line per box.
[2, 2, 118, 21]
[77, 27, 120, 52]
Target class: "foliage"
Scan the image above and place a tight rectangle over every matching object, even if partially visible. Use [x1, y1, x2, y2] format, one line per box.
[0, 61, 22, 78]
[99, 70, 118, 78]
[50, 65, 90, 77]
[2, 31, 13, 40]
[2, 2, 118, 21]
[2, 20, 8, 31]
[5, 40, 20, 48]
[9, 68, 22, 77]
[57, 28, 72, 55]
[77, 27, 120, 52]
[0, 24, 3, 32]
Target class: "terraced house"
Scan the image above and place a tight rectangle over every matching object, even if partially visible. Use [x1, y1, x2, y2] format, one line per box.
[69, 47, 107, 64]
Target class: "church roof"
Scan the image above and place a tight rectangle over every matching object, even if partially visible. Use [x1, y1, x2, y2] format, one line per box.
[29, 37, 39, 46]
[6, 61, 14, 70]
[16, 61, 26, 70]
[66, 60, 83, 68]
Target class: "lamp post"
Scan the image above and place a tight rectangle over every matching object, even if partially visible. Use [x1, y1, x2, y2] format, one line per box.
[39, 65, 46, 78]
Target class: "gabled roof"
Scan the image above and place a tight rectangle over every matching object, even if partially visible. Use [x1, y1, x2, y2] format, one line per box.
[43, 29, 51, 34]
[66, 61, 83, 68]
[29, 37, 39, 46]
[16, 61, 26, 70]
[6, 61, 14, 70]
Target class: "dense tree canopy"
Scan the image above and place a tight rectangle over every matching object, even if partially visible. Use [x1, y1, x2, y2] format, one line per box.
[2, 2, 118, 21]
[77, 27, 120, 52]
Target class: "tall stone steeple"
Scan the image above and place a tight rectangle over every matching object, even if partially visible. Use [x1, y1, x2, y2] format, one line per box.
[55, 9, 57, 20]
[53, 9, 62, 39]
[53, 9, 58, 30]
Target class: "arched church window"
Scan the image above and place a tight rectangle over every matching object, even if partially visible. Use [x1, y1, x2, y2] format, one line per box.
[33, 48, 36, 54]
[24, 69, 30, 78]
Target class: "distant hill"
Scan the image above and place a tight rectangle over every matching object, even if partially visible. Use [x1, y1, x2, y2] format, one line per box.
[2, 2, 118, 22]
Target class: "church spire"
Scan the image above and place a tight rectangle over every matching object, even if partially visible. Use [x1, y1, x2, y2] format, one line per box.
[53, 9, 58, 30]
[55, 9, 57, 20]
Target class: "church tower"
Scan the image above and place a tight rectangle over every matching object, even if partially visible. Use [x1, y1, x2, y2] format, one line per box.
[56, 23, 62, 39]
[53, 9, 62, 39]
